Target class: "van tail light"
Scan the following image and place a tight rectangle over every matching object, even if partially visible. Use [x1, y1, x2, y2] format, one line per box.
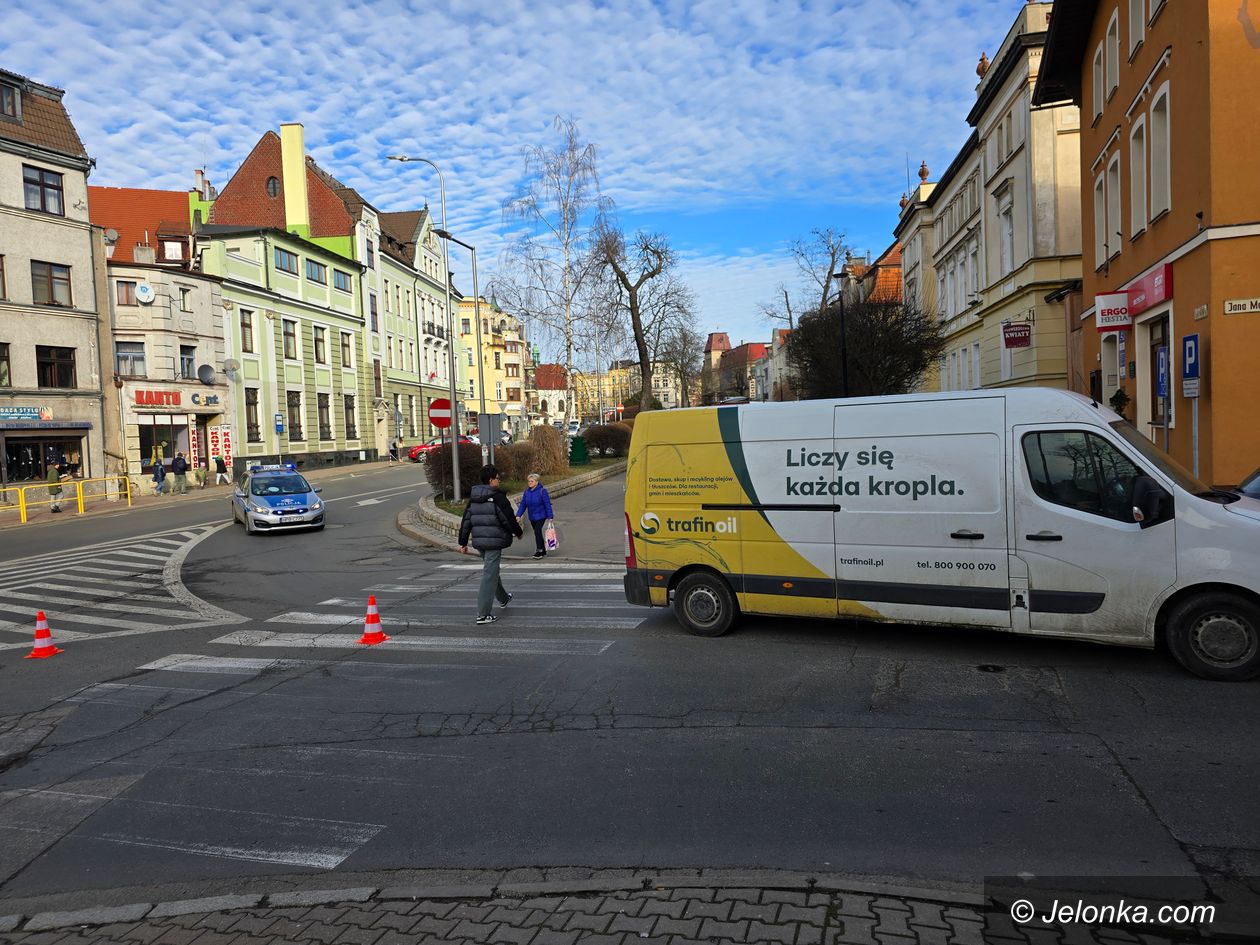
[625, 512, 637, 570]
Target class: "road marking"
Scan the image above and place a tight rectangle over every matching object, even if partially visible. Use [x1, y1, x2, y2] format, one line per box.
[438, 563, 623, 571]
[262, 611, 641, 631]
[355, 498, 386, 506]
[210, 629, 615, 655]
[315, 597, 636, 610]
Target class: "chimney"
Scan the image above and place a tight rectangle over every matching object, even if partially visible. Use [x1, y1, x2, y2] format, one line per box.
[279, 123, 310, 236]
[195, 169, 204, 193]
[134, 245, 156, 264]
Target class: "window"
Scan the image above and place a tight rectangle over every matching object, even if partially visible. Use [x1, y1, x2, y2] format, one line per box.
[1, 84, 17, 118]
[467, 349, 474, 367]
[163, 241, 184, 262]
[494, 352, 501, 369]
[23, 165, 64, 215]
[971, 343, 981, 390]
[240, 309, 255, 353]
[180, 345, 196, 379]
[1022, 430, 1147, 523]
[0, 255, 6, 299]
[333, 269, 352, 292]
[344, 394, 358, 439]
[461, 318, 470, 334]
[116, 280, 137, 306]
[283, 319, 298, 359]
[340, 331, 352, 367]
[306, 259, 327, 284]
[1128, 0, 1145, 54]
[266, 176, 280, 198]
[36, 346, 76, 388]
[369, 294, 378, 332]
[274, 248, 298, 275]
[365, 240, 375, 269]
[1093, 174, 1107, 268]
[1105, 12, 1120, 97]
[1092, 46, 1104, 120]
[1130, 119, 1147, 236]
[1000, 324, 1013, 382]
[31, 261, 72, 306]
[178, 286, 192, 312]
[1150, 85, 1171, 217]
[387, 337, 395, 369]
[314, 326, 327, 364]
[998, 197, 1014, 277]
[506, 364, 520, 378]
[287, 390, 304, 440]
[245, 387, 261, 442]
[408, 395, 416, 437]
[373, 360, 382, 397]
[114, 341, 145, 376]
[1106, 155, 1122, 259]
[318, 394, 331, 440]
[495, 381, 503, 400]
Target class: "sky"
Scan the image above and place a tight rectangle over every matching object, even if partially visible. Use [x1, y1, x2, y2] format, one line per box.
[1, 0, 1018, 364]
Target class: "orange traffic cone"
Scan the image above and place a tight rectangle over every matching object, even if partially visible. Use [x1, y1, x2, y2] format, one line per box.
[25, 611, 63, 660]
[357, 595, 390, 646]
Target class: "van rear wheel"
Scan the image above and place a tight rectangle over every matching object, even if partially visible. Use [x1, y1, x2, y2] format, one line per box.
[674, 572, 738, 637]
[1166, 592, 1260, 681]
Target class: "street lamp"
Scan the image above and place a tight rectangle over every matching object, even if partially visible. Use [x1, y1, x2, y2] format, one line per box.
[386, 154, 463, 500]
[433, 228, 490, 464]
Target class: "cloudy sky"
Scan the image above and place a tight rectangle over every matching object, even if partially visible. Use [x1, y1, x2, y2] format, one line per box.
[2, 0, 1016, 361]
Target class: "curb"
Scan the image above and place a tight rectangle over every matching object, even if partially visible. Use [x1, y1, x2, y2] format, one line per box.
[398, 460, 627, 552]
[1, 870, 986, 934]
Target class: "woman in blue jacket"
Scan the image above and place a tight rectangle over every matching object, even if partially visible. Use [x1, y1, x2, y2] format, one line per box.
[515, 472, 555, 558]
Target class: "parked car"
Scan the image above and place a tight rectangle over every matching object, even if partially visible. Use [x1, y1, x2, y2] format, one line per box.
[409, 435, 475, 463]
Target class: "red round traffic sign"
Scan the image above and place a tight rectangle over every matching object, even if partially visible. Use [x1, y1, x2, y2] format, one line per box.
[430, 398, 452, 429]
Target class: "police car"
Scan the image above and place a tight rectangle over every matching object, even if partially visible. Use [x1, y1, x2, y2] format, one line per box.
[230, 464, 325, 535]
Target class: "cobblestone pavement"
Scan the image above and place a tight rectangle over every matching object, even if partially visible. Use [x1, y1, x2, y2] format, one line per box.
[0, 883, 990, 945]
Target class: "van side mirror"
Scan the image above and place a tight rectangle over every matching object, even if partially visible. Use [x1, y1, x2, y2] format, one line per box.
[1131, 475, 1166, 528]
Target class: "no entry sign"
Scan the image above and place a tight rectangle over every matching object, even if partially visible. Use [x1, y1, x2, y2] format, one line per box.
[430, 398, 452, 429]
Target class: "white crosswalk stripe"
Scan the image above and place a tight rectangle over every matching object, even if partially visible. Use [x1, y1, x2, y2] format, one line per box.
[0, 525, 245, 649]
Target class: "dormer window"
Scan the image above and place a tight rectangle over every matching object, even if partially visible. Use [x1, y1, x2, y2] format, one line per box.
[0, 84, 18, 119]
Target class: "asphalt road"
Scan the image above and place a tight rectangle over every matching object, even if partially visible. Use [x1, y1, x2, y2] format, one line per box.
[0, 464, 1257, 917]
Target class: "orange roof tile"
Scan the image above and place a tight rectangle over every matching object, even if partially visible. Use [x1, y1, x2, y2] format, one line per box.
[88, 186, 192, 263]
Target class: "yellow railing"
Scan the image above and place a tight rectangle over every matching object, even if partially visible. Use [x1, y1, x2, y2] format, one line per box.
[0, 475, 135, 524]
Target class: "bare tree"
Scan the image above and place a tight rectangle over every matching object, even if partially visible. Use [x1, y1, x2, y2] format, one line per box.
[791, 228, 851, 321]
[758, 282, 798, 329]
[656, 321, 705, 407]
[495, 117, 608, 425]
[787, 298, 945, 400]
[592, 224, 687, 413]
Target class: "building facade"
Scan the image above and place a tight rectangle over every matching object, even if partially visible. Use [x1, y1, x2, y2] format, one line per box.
[1035, 0, 1260, 485]
[457, 297, 528, 436]
[0, 69, 112, 490]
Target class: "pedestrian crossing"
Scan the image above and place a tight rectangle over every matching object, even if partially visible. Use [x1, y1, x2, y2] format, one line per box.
[0, 526, 246, 650]
[262, 560, 645, 633]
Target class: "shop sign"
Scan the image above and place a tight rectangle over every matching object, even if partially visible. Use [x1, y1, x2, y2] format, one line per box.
[0, 406, 52, 421]
[190, 393, 221, 406]
[1095, 292, 1132, 332]
[1224, 297, 1260, 315]
[189, 423, 201, 466]
[207, 425, 233, 466]
[1128, 264, 1173, 316]
[1002, 323, 1032, 349]
[135, 390, 182, 407]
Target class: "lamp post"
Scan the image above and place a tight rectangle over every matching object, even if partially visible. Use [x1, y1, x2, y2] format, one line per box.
[434, 229, 490, 464]
[386, 154, 463, 500]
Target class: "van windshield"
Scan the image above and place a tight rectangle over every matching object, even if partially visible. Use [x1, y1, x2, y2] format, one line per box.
[1108, 421, 1220, 497]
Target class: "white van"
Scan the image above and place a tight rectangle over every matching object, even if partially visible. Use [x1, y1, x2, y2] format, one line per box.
[622, 389, 1260, 680]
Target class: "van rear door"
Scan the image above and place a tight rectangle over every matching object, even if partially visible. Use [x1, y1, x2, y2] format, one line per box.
[831, 398, 1011, 630]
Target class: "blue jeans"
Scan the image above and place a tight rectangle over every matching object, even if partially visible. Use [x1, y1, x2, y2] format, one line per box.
[477, 548, 510, 617]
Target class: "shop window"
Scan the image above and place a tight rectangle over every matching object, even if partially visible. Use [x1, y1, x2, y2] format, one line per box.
[138, 415, 189, 472]
[23, 165, 64, 215]
[36, 345, 76, 388]
[344, 394, 358, 440]
[245, 387, 261, 442]
[116, 341, 146, 377]
[31, 261, 72, 306]
[318, 393, 332, 440]
[287, 390, 304, 440]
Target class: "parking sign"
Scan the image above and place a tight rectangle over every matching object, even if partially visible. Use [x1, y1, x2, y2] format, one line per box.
[1182, 334, 1200, 398]
[1156, 346, 1168, 398]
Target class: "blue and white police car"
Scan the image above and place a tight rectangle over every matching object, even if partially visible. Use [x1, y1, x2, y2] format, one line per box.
[230, 464, 325, 535]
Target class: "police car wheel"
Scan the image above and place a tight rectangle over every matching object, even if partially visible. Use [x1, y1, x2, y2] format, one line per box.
[1166, 592, 1260, 681]
[674, 571, 737, 637]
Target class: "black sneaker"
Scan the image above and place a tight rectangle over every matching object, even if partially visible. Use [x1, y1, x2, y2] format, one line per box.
[500, 593, 512, 608]
[533, 551, 546, 558]
[475, 614, 498, 625]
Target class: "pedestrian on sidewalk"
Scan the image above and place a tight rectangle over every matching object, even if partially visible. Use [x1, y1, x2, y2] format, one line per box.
[458, 464, 524, 625]
[194, 459, 208, 489]
[152, 460, 167, 496]
[515, 472, 555, 558]
[47, 463, 65, 513]
[171, 452, 189, 494]
[213, 455, 230, 486]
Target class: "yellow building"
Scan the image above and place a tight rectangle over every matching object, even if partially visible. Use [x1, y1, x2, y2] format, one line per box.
[456, 297, 528, 437]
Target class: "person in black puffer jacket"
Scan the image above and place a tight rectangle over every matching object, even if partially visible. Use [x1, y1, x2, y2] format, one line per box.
[458, 464, 524, 624]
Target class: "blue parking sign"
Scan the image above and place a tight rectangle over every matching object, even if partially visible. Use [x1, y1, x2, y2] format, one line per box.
[1182, 334, 1200, 398]
[1156, 346, 1168, 398]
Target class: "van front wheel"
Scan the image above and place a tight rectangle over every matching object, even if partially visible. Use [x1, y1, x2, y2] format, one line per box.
[674, 572, 738, 637]
[1166, 593, 1260, 681]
